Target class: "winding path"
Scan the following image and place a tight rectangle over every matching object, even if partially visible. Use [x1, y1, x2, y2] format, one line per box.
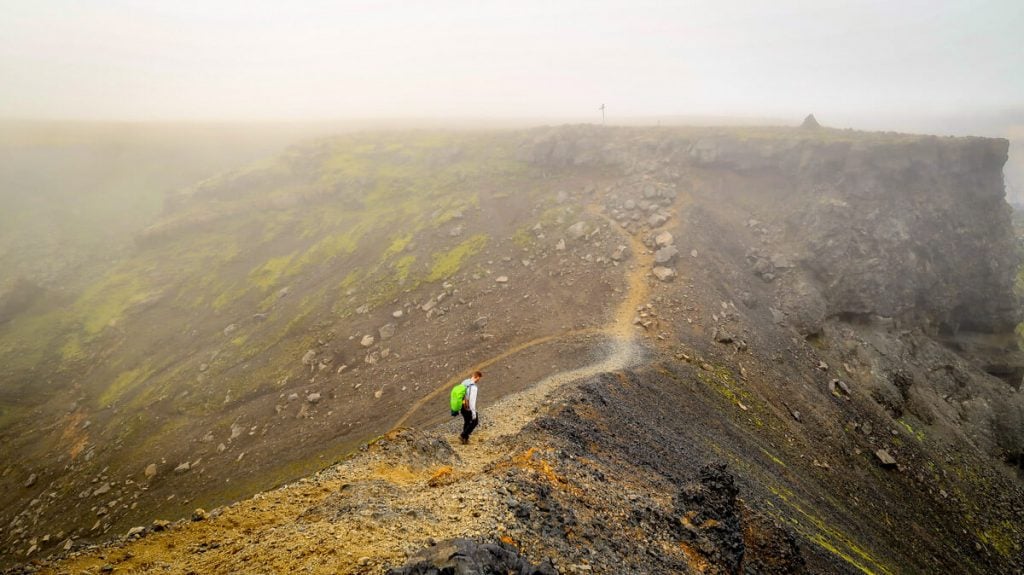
[391, 199, 660, 433]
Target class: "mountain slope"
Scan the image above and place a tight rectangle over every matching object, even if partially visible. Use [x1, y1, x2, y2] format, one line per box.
[4, 125, 1024, 573]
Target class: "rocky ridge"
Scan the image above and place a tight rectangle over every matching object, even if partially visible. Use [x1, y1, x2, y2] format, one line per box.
[3, 125, 1024, 573]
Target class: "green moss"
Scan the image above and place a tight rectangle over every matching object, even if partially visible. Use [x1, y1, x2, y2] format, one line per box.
[511, 226, 536, 249]
[98, 364, 154, 407]
[249, 254, 296, 290]
[393, 254, 417, 284]
[426, 234, 488, 283]
[75, 272, 147, 335]
[760, 447, 786, 468]
[383, 233, 414, 258]
[978, 521, 1020, 557]
[897, 418, 925, 442]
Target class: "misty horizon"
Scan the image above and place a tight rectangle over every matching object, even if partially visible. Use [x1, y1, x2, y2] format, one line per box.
[2, 1, 1021, 124]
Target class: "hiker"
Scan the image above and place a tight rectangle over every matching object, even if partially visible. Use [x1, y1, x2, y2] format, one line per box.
[458, 371, 482, 444]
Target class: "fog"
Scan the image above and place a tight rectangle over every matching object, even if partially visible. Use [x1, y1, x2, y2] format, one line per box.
[1, 0, 1021, 125]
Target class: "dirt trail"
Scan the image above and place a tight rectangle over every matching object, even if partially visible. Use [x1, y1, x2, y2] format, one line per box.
[46, 195, 685, 575]
[392, 200, 657, 431]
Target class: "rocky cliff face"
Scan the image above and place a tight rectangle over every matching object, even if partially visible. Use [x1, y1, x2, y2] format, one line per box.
[526, 126, 1019, 335]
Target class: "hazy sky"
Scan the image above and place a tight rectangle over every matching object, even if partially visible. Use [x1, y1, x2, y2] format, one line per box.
[1, 0, 1021, 122]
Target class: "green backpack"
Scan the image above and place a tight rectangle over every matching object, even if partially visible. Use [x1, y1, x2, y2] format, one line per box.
[449, 382, 468, 416]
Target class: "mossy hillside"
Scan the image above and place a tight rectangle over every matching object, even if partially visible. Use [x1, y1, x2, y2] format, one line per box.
[6, 132, 527, 433]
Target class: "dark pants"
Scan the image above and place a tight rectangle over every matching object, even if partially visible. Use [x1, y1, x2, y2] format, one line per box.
[460, 408, 478, 441]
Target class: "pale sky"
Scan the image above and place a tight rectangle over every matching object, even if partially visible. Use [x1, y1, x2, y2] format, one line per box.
[1, 0, 1021, 122]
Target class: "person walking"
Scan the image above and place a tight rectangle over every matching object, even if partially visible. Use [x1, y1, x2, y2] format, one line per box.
[459, 371, 482, 444]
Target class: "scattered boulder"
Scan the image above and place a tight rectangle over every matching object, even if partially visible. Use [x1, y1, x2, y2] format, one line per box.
[174, 462, 191, 474]
[24, 473, 37, 488]
[126, 526, 146, 538]
[392, 309, 404, 318]
[654, 231, 674, 248]
[301, 350, 316, 366]
[144, 464, 157, 479]
[379, 324, 396, 340]
[555, 239, 566, 251]
[654, 246, 679, 264]
[471, 317, 489, 330]
[874, 449, 897, 467]
[92, 483, 111, 497]
[611, 245, 628, 261]
[495, 276, 509, 283]
[191, 508, 207, 521]
[567, 221, 589, 240]
[652, 267, 676, 282]
[648, 213, 668, 227]
[152, 519, 171, 532]
[801, 113, 821, 129]
[361, 335, 375, 347]
[306, 392, 321, 404]
[712, 327, 735, 344]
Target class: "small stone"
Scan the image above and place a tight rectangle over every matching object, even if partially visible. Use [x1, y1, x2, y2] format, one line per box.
[301, 350, 316, 366]
[392, 310, 404, 318]
[874, 449, 897, 467]
[174, 462, 190, 474]
[23, 473, 37, 488]
[654, 231, 674, 247]
[93, 483, 111, 496]
[360, 335, 375, 347]
[126, 526, 145, 538]
[144, 464, 157, 479]
[654, 246, 679, 264]
[611, 245, 628, 261]
[690, 249, 698, 258]
[100, 564, 114, 573]
[555, 239, 566, 251]
[712, 327, 734, 344]
[647, 213, 668, 227]
[495, 276, 509, 283]
[306, 393, 321, 404]
[374, 389, 383, 400]
[217, 443, 226, 453]
[152, 519, 171, 531]
[652, 267, 676, 282]
[191, 508, 207, 521]
[567, 221, 589, 240]
[379, 324, 396, 340]
[816, 361, 829, 371]
[223, 324, 238, 336]
[358, 557, 371, 566]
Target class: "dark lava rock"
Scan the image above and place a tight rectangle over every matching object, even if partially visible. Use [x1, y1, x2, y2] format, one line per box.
[386, 538, 556, 575]
[674, 463, 745, 574]
[800, 114, 821, 129]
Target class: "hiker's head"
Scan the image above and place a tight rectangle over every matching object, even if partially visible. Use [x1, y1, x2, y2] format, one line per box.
[472, 371, 483, 383]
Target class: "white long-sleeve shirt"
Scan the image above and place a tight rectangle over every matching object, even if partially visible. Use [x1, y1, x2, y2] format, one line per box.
[461, 379, 478, 418]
